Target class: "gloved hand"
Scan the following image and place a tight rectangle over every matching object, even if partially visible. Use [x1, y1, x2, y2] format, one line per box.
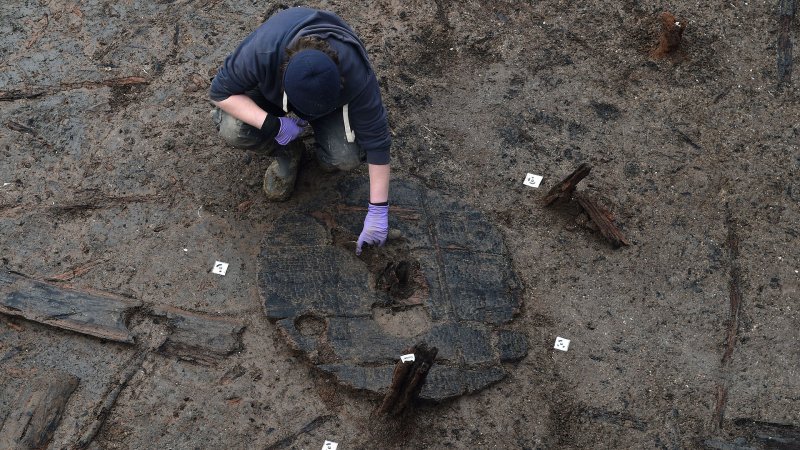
[275, 117, 307, 145]
[356, 203, 389, 255]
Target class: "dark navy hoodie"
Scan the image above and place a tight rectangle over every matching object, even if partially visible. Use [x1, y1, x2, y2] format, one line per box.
[210, 7, 390, 165]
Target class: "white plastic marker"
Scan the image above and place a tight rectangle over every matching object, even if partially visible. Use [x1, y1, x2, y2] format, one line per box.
[554, 337, 570, 352]
[322, 441, 338, 450]
[400, 353, 415, 363]
[523, 173, 543, 188]
[212, 261, 229, 276]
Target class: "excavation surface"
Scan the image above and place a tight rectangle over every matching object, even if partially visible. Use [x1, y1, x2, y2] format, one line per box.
[1, 1, 798, 448]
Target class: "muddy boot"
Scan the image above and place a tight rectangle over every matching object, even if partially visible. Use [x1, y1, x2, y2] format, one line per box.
[263, 142, 303, 202]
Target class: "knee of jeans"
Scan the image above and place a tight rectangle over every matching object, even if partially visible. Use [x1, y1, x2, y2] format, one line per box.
[316, 140, 363, 171]
[330, 153, 362, 171]
[219, 121, 264, 150]
[218, 120, 241, 144]
[334, 157, 361, 172]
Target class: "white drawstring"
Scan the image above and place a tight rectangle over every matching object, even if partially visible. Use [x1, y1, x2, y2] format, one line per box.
[343, 104, 355, 142]
[282, 92, 289, 113]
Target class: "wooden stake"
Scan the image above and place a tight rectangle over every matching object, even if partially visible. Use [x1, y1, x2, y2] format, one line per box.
[377, 343, 438, 416]
[542, 163, 592, 206]
[651, 12, 685, 60]
[575, 194, 630, 248]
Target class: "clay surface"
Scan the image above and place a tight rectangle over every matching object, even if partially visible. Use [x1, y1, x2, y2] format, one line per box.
[0, 1, 798, 448]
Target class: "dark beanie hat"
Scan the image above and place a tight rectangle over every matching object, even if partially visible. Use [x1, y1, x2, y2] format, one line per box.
[283, 49, 341, 117]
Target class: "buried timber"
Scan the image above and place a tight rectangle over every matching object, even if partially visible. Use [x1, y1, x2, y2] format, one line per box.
[257, 176, 528, 401]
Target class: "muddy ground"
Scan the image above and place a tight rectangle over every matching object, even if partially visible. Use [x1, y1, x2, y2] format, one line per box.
[1, 0, 799, 448]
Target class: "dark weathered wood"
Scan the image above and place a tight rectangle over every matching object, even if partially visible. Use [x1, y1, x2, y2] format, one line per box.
[733, 418, 800, 447]
[778, 0, 796, 85]
[265, 415, 334, 450]
[575, 195, 630, 248]
[74, 351, 148, 449]
[377, 343, 438, 416]
[542, 163, 592, 206]
[722, 217, 742, 366]
[0, 373, 79, 449]
[377, 353, 415, 414]
[153, 306, 245, 364]
[0, 76, 149, 101]
[651, 11, 685, 60]
[0, 271, 140, 343]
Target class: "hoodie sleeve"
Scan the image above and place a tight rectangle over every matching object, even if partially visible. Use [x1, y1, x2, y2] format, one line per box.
[348, 74, 391, 165]
[209, 35, 264, 102]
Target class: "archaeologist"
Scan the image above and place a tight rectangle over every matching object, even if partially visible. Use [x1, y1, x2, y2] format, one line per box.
[209, 7, 390, 255]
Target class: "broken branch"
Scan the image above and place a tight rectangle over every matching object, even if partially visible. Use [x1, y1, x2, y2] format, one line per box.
[542, 163, 592, 206]
[575, 194, 630, 248]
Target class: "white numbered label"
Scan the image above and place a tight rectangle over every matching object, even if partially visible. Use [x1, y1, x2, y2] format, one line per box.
[554, 337, 570, 352]
[400, 353, 415, 363]
[212, 261, 229, 276]
[322, 441, 338, 450]
[523, 173, 543, 188]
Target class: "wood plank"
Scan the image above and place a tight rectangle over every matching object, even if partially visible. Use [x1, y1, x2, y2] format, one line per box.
[0, 271, 139, 343]
[152, 306, 244, 364]
[0, 373, 80, 449]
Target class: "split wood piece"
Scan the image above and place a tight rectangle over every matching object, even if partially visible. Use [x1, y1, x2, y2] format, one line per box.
[0, 373, 79, 449]
[152, 306, 245, 365]
[0, 271, 140, 343]
[377, 343, 438, 416]
[733, 418, 800, 447]
[575, 194, 630, 248]
[0, 76, 149, 101]
[542, 163, 592, 206]
[651, 11, 685, 60]
[265, 415, 334, 450]
[778, 0, 796, 85]
[74, 351, 148, 449]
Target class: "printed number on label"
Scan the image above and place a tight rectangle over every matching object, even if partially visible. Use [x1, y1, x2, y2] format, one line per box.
[212, 261, 229, 276]
[401, 354, 415, 363]
[554, 337, 570, 352]
[523, 173, 543, 188]
[322, 441, 338, 450]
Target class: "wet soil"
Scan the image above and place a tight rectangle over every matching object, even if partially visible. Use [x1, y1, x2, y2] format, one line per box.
[1, 0, 799, 448]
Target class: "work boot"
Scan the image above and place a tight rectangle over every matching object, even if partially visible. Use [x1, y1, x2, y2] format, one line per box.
[263, 142, 303, 201]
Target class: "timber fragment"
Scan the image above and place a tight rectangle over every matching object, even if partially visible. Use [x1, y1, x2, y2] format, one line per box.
[542, 163, 591, 206]
[651, 11, 685, 61]
[152, 306, 245, 364]
[0, 373, 79, 449]
[778, 0, 796, 85]
[0, 271, 139, 343]
[575, 194, 630, 248]
[377, 343, 438, 416]
[543, 165, 630, 248]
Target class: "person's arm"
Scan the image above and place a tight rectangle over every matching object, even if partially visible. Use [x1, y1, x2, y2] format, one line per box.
[213, 94, 306, 144]
[212, 95, 268, 129]
[368, 163, 390, 203]
[356, 163, 390, 255]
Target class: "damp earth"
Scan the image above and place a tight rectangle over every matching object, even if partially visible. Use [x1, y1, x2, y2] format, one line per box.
[1, 1, 799, 449]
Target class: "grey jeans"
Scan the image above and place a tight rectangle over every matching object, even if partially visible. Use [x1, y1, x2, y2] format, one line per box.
[212, 107, 365, 170]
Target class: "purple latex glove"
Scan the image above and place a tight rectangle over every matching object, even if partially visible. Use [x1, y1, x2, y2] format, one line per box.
[275, 117, 307, 145]
[356, 203, 389, 255]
